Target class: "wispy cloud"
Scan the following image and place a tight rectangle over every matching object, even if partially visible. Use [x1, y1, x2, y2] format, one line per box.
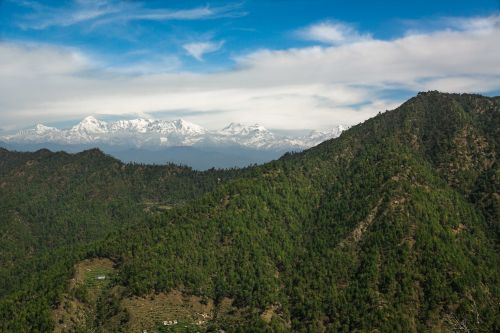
[13, 0, 247, 30]
[401, 14, 500, 36]
[297, 21, 372, 44]
[183, 41, 225, 61]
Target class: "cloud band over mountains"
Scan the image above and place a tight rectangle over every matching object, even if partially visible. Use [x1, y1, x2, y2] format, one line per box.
[1, 9, 499, 132]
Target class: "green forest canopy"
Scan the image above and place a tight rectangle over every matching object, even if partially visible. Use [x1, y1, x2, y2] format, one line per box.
[0, 148, 249, 298]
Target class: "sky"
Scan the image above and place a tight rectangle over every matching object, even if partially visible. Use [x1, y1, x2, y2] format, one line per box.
[1, 0, 500, 135]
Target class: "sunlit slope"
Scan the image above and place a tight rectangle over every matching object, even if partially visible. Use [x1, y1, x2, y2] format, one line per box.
[1, 92, 500, 332]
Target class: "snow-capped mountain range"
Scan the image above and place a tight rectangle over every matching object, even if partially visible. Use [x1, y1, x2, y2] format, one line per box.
[0, 116, 345, 151]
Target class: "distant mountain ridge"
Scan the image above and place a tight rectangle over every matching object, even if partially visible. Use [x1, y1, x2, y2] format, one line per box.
[0, 116, 345, 151]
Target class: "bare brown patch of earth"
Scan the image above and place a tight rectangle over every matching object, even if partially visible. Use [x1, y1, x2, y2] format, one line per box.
[53, 258, 116, 332]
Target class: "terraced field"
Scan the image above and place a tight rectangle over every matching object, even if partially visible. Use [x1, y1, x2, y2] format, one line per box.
[117, 290, 214, 332]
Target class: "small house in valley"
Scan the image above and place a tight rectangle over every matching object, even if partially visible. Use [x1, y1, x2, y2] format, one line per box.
[96, 275, 106, 280]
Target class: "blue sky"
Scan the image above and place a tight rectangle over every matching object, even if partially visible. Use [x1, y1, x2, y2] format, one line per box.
[1, 0, 500, 134]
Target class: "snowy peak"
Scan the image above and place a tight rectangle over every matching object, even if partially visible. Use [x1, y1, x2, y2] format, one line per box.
[34, 124, 59, 134]
[306, 125, 345, 140]
[113, 119, 153, 132]
[218, 123, 249, 135]
[248, 124, 267, 133]
[218, 123, 268, 136]
[170, 119, 206, 135]
[110, 119, 157, 133]
[107, 118, 206, 135]
[71, 116, 109, 134]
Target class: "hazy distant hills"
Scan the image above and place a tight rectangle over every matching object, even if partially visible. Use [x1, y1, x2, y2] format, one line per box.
[0, 117, 345, 169]
[108, 146, 295, 170]
[0, 141, 291, 170]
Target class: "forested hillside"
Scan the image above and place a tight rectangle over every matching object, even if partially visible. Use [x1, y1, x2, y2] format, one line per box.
[0, 148, 248, 298]
[1, 92, 500, 332]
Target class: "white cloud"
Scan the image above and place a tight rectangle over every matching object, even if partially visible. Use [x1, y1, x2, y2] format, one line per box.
[446, 14, 500, 32]
[297, 21, 372, 44]
[1, 15, 500, 132]
[183, 41, 225, 61]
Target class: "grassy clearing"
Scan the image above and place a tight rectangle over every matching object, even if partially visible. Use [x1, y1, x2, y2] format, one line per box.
[83, 266, 113, 286]
[76, 258, 116, 301]
[52, 258, 117, 332]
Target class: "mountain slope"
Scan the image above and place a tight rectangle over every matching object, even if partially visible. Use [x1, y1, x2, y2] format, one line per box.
[0, 148, 249, 299]
[1, 92, 500, 332]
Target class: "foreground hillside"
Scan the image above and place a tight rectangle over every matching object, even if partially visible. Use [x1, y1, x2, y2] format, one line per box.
[1, 92, 500, 332]
[0, 148, 248, 298]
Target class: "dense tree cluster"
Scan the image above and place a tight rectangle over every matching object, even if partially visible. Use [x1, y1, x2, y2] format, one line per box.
[0, 148, 248, 298]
